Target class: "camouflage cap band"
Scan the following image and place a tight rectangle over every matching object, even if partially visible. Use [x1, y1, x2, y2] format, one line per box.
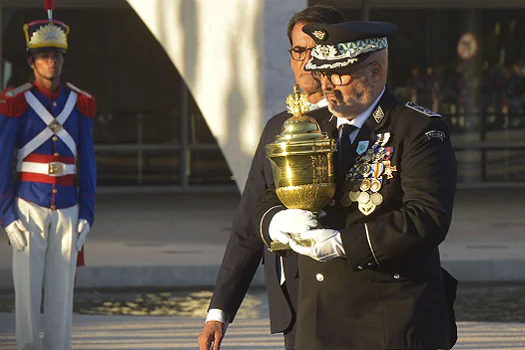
[305, 56, 366, 71]
[312, 37, 388, 62]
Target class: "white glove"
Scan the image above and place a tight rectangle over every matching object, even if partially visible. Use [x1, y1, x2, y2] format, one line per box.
[268, 209, 318, 244]
[288, 229, 345, 262]
[75, 219, 90, 252]
[5, 220, 28, 252]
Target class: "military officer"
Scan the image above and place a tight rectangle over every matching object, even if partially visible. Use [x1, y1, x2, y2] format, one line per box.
[256, 21, 458, 350]
[0, 2, 96, 349]
[198, 5, 346, 350]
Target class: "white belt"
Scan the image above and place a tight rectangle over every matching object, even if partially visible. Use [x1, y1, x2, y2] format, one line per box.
[17, 161, 77, 176]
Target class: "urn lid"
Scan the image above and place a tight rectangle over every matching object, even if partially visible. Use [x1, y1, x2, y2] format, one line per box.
[267, 85, 336, 157]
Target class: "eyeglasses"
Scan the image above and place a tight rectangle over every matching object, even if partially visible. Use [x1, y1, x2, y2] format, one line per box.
[288, 46, 315, 61]
[312, 62, 375, 86]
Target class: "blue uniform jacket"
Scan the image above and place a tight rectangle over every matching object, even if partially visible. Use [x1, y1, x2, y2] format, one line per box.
[0, 83, 96, 228]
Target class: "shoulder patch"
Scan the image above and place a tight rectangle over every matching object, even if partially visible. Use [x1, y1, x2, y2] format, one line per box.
[67, 82, 97, 117]
[66, 82, 93, 99]
[405, 102, 441, 118]
[3, 83, 32, 97]
[0, 84, 31, 117]
[425, 130, 446, 142]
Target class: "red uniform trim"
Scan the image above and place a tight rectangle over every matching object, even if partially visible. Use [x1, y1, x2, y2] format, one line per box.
[77, 248, 85, 267]
[76, 93, 97, 117]
[27, 19, 67, 27]
[24, 154, 75, 164]
[44, 0, 55, 11]
[67, 83, 97, 117]
[18, 173, 75, 186]
[34, 81, 61, 100]
[0, 87, 30, 117]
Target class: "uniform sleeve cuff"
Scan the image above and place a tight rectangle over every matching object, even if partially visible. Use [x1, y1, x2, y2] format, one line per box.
[206, 308, 228, 325]
[259, 205, 285, 247]
[78, 211, 94, 227]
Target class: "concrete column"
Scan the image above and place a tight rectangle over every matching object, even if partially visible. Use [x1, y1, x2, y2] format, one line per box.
[126, 0, 265, 191]
[127, 0, 308, 191]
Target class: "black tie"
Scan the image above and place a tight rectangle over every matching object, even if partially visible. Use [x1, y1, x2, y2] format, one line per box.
[336, 124, 358, 190]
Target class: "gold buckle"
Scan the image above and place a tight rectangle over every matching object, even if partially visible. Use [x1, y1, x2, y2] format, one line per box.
[48, 162, 64, 176]
[48, 120, 63, 133]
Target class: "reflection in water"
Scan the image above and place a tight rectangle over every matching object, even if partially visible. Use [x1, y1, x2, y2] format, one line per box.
[74, 290, 266, 319]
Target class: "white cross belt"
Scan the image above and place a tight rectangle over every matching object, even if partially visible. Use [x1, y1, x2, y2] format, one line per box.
[17, 90, 78, 161]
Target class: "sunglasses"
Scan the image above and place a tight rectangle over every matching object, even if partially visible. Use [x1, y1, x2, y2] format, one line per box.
[312, 62, 375, 86]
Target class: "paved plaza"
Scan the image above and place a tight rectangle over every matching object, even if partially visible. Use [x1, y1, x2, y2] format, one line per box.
[0, 188, 524, 349]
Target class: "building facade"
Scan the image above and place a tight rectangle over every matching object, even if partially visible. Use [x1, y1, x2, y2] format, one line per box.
[1, 0, 524, 190]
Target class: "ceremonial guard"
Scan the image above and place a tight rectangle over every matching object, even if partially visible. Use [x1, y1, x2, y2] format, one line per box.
[256, 21, 458, 350]
[0, 1, 96, 349]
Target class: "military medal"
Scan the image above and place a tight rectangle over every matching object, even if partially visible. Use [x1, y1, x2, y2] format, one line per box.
[370, 162, 384, 179]
[357, 164, 371, 177]
[359, 178, 371, 191]
[349, 191, 360, 202]
[370, 178, 382, 192]
[358, 201, 376, 215]
[384, 160, 397, 179]
[341, 129, 397, 216]
[370, 192, 383, 205]
[357, 191, 370, 204]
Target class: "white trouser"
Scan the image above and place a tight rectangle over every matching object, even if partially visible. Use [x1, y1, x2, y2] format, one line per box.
[12, 198, 79, 350]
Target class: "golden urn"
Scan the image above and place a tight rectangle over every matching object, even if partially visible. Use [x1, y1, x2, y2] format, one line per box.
[265, 85, 337, 251]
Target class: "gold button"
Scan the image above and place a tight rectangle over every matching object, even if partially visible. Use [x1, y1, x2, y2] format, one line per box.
[53, 152, 59, 156]
[53, 189, 58, 194]
[50, 205, 56, 210]
[52, 102, 57, 107]
[52, 136, 58, 142]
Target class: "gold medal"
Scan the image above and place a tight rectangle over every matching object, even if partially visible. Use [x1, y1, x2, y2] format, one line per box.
[370, 179, 382, 192]
[370, 192, 383, 205]
[360, 178, 371, 191]
[357, 191, 370, 204]
[384, 160, 398, 179]
[358, 201, 376, 215]
[349, 191, 360, 202]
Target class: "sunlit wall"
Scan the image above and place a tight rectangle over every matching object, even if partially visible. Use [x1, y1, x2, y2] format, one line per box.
[126, 0, 307, 191]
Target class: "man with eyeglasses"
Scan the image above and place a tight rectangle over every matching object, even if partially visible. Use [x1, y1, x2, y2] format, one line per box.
[255, 21, 459, 350]
[197, 5, 346, 350]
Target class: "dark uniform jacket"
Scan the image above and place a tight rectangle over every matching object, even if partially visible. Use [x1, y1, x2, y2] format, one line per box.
[256, 90, 458, 350]
[209, 107, 336, 334]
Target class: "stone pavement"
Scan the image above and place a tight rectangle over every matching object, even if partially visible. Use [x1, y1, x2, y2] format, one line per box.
[0, 313, 524, 350]
[0, 188, 524, 289]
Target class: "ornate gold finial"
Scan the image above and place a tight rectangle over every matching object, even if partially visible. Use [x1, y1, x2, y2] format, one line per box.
[286, 84, 309, 117]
